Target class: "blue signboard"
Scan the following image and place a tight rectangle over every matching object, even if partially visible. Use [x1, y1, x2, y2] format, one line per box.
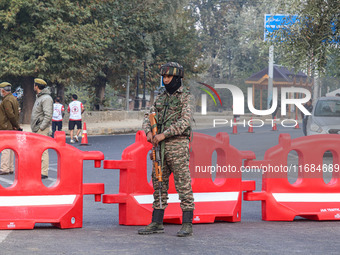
[264, 14, 297, 41]
[265, 14, 339, 44]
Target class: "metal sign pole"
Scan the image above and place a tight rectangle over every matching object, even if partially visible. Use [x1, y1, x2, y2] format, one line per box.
[268, 45, 274, 109]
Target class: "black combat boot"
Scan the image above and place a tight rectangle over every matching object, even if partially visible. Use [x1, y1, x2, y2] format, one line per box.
[177, 210, 193, 237]
[138, 209, 165, 235]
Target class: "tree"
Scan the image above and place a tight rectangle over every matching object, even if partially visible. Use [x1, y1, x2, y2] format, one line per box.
[80, 0, 200, 110]
[187, 0, 278, 111]
[0, 0, 116, 122]
[145, 1, 200, 104]
[100, 0, 200, 108]
[270, 0, 340, 97]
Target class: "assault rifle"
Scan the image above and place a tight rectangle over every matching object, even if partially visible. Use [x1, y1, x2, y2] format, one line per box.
[149, 112, 163, 209]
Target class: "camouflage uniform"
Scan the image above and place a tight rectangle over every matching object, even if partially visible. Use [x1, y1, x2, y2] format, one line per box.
[143, 86, 195, 211]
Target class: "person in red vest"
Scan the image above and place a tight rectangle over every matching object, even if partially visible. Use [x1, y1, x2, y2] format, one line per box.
[67, 94, 85, 143]
[52, 97, 64, 138]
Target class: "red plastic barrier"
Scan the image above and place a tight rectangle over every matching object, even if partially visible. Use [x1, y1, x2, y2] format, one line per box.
[244, 134, 340, 221]
[103, 131, 256, 225]
[0, 131, 104, 229]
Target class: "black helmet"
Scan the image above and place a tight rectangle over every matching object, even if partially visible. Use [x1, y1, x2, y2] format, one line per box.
[160, 62, 184, 78]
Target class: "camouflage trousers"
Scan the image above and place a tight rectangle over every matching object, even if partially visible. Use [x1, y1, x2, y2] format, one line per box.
[152, 137, 194, 211]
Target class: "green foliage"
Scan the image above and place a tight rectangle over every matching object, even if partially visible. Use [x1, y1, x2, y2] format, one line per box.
[0, 0, 114, 82]
[188, 0, 276, 111]
[0, 0, 200, 111]
[270, 0, 340, 76]
[1, 0, 339, 118]
[104, 85, 124, 110]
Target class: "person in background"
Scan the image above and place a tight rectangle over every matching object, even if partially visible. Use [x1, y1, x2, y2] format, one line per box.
[52, 97, 64, 138]
[301, 99, 313, 136]
[0, 82, 21, 175]
[30, 78, 53, 179]
[68, 94, 85, 143]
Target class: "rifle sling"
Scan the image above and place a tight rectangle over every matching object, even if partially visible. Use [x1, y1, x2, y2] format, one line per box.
[159, 99, 169, 169]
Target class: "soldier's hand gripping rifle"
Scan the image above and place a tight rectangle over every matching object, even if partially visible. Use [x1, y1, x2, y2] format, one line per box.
[149, 112, 163, 209]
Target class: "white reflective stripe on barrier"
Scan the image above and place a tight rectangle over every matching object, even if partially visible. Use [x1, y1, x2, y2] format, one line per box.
[134, 192, 239, 204]
[273, 193, 340, 202]
[0, 195, 77, 207]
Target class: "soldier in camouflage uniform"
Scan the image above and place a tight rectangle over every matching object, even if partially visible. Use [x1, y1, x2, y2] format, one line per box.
[138, 62, 195, 237]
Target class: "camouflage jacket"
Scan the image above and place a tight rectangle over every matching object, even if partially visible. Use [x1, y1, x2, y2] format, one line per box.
[143, 86, 194, 139]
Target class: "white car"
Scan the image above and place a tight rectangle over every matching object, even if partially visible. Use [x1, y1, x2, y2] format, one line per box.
[307, 97, 340, 135]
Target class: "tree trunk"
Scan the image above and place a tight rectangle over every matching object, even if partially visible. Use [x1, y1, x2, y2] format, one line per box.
[94, 76, 107, 111]
[56, 83, 65, 104]
[150, 89, 155, 106]
[313, 71, 320, 100]
[21, 76, 35, 124]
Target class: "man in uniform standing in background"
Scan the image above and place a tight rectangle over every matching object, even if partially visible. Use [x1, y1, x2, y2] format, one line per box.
[68, 94, 85, 144]
[0, 82, 21, 175]
[139, 62, 195, 237]
[31, 78, 53, 179]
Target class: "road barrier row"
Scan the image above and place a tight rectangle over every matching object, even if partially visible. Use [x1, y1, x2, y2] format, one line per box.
[0, 130, 339, 229]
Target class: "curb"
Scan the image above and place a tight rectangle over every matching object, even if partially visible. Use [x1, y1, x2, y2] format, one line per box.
[88, 127, 141, 136]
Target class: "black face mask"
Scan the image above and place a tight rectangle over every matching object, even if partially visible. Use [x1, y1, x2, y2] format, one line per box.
[164, 76, 181, 95]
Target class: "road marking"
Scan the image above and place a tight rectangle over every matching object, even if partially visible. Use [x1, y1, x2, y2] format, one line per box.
[47, 177, 57, 187]
[49, 167, 57, 172]
[0, 231, 11, 243]
[0, 177, 13, 185]
[288, 153, 299, 159]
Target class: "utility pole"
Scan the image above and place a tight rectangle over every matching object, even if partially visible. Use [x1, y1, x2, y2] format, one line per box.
[126, 75, 130, 111]
[228, 48, 231, 80]
[267, 45, 274, 109]
[133, 72, 140, 111]
[141, 32, 147, 110]
[141, 61, 146, 109]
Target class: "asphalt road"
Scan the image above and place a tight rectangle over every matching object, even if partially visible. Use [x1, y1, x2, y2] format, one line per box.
[0, 125, 339, 255]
